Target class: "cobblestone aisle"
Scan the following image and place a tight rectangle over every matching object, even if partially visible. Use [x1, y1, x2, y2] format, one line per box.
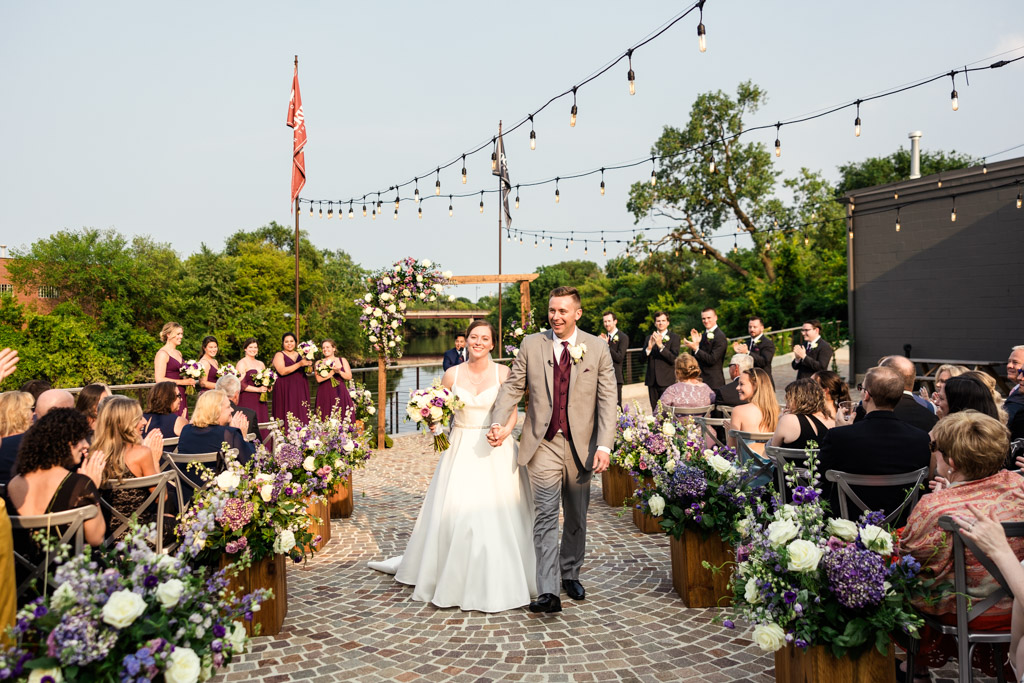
[217, 433, 972, 683]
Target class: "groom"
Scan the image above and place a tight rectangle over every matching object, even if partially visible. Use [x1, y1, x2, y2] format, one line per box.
[488, 286, 617, 614]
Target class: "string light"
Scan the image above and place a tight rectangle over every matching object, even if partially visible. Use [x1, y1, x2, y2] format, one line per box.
[362, 196, 367, 217]
[349, 201, 354, 219]
[376, 192, 382, 215]
[854, 100, 861, 137]
[318, 202, 323, 219]
[894, 192, 899, 200]
[327, 201, 333, 219]
[393, 207, 398, 220]
[569, 87, 578, 128]
[570, 231, 574, 245]
[371, 207, 377, 220]
[709, 157, 716, 173]
[774, 123, 782, 157]
[564, 240, 569, 253]
[584, 241, 589, 255]
[519, 234, 523, 244]
[529, 115, 536, 150]
[982, 158, 988, 174]
[949, 72, 959, 111]
[479, 190, 484, 213]
[507, 230, 511, 242]
[515, 185, 520, 209]
[394, 191, 400, 210]
[950, 196, 957, 222]
[555, 177, 560, 203]
[491, 138, 498, 172]
[308, 202, 313, 218]
[435, 168, 441, 196]
[895, 207, 901, 232]
[414, 178, 420, 203]
[534, 235, 538, 248]
[600, 168, 606, 195]
[733, 235, 738, 253]
[696, 0, 707, 52]
[627, 49, 636, 96]
[650, 157, 657, 186]
[461, 155, 467, 184]
[418, 206, 423, 219]
[1018, 186, 1023, 209]
[449, 195, 454, 217]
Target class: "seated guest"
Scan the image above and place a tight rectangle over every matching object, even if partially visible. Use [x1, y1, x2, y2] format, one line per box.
[0, 392, 33, 487]
[216, 374, 258, 441]
[812, 370, 850, 422]
[659, 354, 715, 409]
[770, 379, 834, 450]
[1005, 346, 1024, 423]
[923, 363, 968, 408]
[936, 375, 1001, 421]
[791, 319, 834, 380]
[819, 366, 930, 520]
[853, 356, 937, 432]
[2, 409, 107, 587]
[178, 390, 254, 464]
[899, 411, 1024, 681]
[724, 368, 779, 455]
[18, 380, 51, 404]
[93, 396, 171, 539]
[74, 383, 111, 431]
[142, 381, 187, 438]
[961, 370, 1009, 422]
[34, 389, 75, 420]
[715, 354, 753, 409]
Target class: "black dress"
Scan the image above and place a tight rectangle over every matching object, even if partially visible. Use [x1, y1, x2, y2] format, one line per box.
[782, 414, 828, 450]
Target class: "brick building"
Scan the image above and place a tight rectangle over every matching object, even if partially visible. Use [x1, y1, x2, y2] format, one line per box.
[0, 248, 58, 313]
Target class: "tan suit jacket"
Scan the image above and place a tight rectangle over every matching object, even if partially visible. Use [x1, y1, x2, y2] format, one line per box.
[492, 328, 617, 470]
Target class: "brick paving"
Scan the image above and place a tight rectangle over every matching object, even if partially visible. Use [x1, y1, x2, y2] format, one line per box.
[217, 429, 982, 683]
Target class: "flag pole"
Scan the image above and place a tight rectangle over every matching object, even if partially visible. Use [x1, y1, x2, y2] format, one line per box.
[293, 55, 301, 340]
[497, 121, 503, 350]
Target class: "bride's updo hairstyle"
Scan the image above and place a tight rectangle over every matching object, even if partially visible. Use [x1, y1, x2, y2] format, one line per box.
[465, 320, 496, 346]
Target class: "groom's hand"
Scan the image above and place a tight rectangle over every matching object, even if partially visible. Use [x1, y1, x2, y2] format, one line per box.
[487, 423, 511, 447]
[592, 450, 610, 474]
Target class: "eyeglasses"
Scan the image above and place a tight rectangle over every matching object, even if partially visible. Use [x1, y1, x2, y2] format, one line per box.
[929, 440, 940, 453]
[800, 328, 814, 333]
[856, 383, 865, 392]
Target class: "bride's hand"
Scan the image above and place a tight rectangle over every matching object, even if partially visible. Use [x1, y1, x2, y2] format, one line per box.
[429, 423, 442, 436]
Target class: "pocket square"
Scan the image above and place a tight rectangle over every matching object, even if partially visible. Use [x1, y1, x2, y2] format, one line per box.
[583, 368, 591, 373]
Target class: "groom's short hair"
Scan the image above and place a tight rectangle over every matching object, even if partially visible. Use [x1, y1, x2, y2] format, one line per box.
[549, 286, 581, 307]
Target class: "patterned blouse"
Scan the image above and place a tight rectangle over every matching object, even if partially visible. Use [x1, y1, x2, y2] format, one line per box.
[900, 469, 1024, 617]
[659, 381, 716, 409]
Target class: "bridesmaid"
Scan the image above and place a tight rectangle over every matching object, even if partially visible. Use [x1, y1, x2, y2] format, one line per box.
[314, 338, 355, 420]
[272, 332, 312, 426]
[236, 337, 271, 436]
[154, 322, 194, 418]
[198, 336, 220, 393]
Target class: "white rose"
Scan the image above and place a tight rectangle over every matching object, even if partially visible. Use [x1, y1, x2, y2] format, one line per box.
[860, 525, 894, 555]
[402, 288, 411, 297]
[665, 458, 677, 474]
[428, 405, 443, 420]
[744, 577, 761, 604]
[343, 440, 354, 453]
[429, 295, 436, 301]
[28, 670, 63, 683]
[512, 349, 519, 357]
[781, 504, 798, 521]
[515, 327, 524, 335]
[622, 428, 635, 443]
[416, 274, 423, 282]
[391, 320, 400, 329]
[302, 456, 316, 472]
[399, 302, 407, 311]
[373, 307, 383, 317]
[751, 622, 786, 652]
[766, 519, 799, 548]
[333, 458, 344, 469]
[51, 581, 77, 610]
[363, 293, 372, 302]
[306, 438, 321, 450]
[647, 494, 665, 517]
[215, 471, 240, 491]
[433, 283, 444, 292]
[260, 484, 274, 503]
[442, 270, 452, 279]
[381, 276, 391, 285]
[644, 415, 656, 426]
[707, 453, 735, 476]
[661, 422, 676, 437]
[370, 318, 380, 328]
[228, 621, 248, 653]
[786, 539, 824, 573]
[164, 646, 202, 683]
[102, 589, 147, 628]
[155, 578, 185, 608]
[274, 529, 296, 554]
[393, 264, 402, 272]
[380, 292, 391, 301]
[368, 406, 376, 415]
[421, 259, 432, 267]
[368, 335, 377, 343]
[387, 304, 397, 314]
[388, 341, 396, 348]
[736, 518, 751, 539]
[406, 406, 422, 421]
[826, 518, 859, 542]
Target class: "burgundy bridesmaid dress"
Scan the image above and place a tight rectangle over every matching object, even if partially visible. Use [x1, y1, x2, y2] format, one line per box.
[164, 355, 188, 417]
[272, 354, 310, 426]
[239, 369, 271, 436]
[199, 362, 217, 394]
[314, 364, 355, 420]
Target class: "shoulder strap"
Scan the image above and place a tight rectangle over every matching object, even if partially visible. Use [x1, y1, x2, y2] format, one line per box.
[453, 364, 460, 385]
[46, 471, 76, 514]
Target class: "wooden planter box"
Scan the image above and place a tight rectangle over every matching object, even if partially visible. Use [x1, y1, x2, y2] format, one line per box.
[219, 553, 287, 637]
[632, 507, 664, 534]
[601, 463, 631, 508]
[305, 499, 330, 552]
[329, 472, 354, 519]
[774, 643, 895, 683]
[669, 531, 733, 607]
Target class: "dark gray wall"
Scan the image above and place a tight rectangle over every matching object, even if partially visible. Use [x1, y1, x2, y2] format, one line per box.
[847, 157, 1024, 379]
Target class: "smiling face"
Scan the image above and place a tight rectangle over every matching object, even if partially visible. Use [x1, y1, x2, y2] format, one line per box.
[282, 335, 296, 352]
[466, 326, 494, 360]
[800, 323, 818, 342]
[748, 319, 764, 337]
[602, 314, 616, 333]
[203, 340, 219, 358]
[701, 310, 717, 330]
[321, 340, 336, 357]
[1008, 349, 1024, 387]
[737, 372, 755, 401]
[654, 314, 669, 332]
[935, 385, 949, 418]
[244, 342, 258, 358]
[169, 326, 184, 347]
[548, 295, 582, 340]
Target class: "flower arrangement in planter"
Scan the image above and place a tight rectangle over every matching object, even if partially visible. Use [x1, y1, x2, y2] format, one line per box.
[502, 311, 543, 358]
[0, 525, 266, 683]
[347, 382, 376, 429]
[720, 454, 925, 664]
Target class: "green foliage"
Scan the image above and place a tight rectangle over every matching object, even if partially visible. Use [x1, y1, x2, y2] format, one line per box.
[836, 147, 979, 195]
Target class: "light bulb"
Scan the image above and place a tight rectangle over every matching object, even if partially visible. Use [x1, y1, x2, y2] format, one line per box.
[894, 192, 898, 200]
[950, 206, 956, 222]
[449, 195, 454, 217]
[318, 205, 323, 218]
[549, 241, 553, 252]
[951, 89, 959, 111]
[519, 235, 523, 244]
[709, 159, 715, 173]
[697, 22, 706, 52]
[628, 68, 635, 96]
[650, 169, 656, 186]
[803, 237, 809, 246]
[327, 203, 333, 219]
[534, 238, 538, 248]
[854, 116, 861, 138]
[564, 242, 568, 253]
[491, 151, 497, 172]
[479, 192, 484, 213]
[362, 204, 367, 217]
[1018, 189, 1022, 209]
[600, 180, 605, 195]
[515, 194, 520, 209]
[584, 243, 588, 255]
[555, 188, 560, 203]
[775, 138, 781, 157]
[308, 203, 313, 217]
[982, 159, 988, 174]
[569, 104, 577, 128]
[507, 232, 510, 242]
[348, 203, 354, 219]
[393, 209, 398, 220]
[372, 209, 376, 220]
[418, 207, 422, 219]
[462, 155, 467, 184]
[895, 211, 901, 232]
[529, 129, 536, 150]
[603, 246, 607, 256]
[394, 196, 400, 210]
[435, 179, 441, 196]
[414, 188, 420, 204]
[848, 229, 854, 239]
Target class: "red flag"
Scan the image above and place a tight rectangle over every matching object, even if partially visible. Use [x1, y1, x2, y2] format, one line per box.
[286, 64, 306, 208]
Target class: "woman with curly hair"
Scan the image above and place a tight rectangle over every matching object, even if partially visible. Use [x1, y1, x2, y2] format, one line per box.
[770, 379, 834, 450]
[2, 408, 107, 584]
[812, 370, 851, 421]
[142, 381, 187, 438]
[0, 391, 34, 487]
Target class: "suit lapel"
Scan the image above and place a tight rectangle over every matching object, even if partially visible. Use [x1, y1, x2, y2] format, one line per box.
[567, 333, 578, 399]
[543, 329, 555, 402]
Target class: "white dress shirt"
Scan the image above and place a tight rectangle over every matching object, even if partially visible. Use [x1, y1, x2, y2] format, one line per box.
[553, 328, 579, 362]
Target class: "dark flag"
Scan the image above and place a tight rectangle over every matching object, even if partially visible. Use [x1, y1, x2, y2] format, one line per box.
[493, 131, 512, 229]
[286, 63, 307, 209]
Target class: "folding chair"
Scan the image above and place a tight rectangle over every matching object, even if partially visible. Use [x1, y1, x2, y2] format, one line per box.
[729, 429, 774, 489]
[100, 470, 177, 554]
[824, 467, 929, 527]
[162, 451, 219, 508]
[162, 436, 179, 450]
[9, 505, 99, 598]
[669, 405, 714, 418]
[764, 445, 819, 502]
[902, 516, 1024, 683]
[694, 416, 728, 449]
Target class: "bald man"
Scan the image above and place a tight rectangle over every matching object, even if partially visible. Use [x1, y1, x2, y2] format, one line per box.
[34, 389, 75, 419]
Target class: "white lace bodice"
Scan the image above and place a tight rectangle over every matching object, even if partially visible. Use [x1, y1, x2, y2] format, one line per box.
[452, 364, 500, 429]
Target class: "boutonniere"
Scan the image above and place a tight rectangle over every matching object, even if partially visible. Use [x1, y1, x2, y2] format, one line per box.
[706, 332, 714, 340]
[809, 340, 818, 350]
[568, 343, 587, 365]
[610, 334, 619, 343]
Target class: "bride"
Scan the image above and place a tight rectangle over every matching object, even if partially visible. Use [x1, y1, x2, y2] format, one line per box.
[369, 320, 537, 612]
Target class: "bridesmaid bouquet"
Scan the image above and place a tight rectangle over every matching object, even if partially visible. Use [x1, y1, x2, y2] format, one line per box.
[252, 367, 278, 403]
[180, 359, 205, 394]
[406, 380, 464, 452]
[217, 363, 241, 379]
[315, 359, 338, 387]
[297, 340, 318, 375]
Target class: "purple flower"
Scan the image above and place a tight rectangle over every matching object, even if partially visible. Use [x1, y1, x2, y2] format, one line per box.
[213, 623, 226, 638]
[723, 619, 735, 629]
[823, 544, 886, 609]
[275, 444, 303, 469]
[783, 590, 797, 604]
[644, 433, 667, 455]
[143, 574, 158, 589]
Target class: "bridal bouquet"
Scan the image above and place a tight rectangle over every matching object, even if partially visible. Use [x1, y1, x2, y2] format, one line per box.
[406, 380, 463, 452]
[0, 524, 267, 683]
[297, 340, 318, 375]
[315, 358, 338, 387]
[217, 363, 241, 379]
[180, 359, 204, 395]
[251, 367, 278, 403]
[720, 453, 925, 657]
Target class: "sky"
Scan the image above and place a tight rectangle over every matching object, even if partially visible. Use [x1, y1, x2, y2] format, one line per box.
[1, 1, 1022, 300]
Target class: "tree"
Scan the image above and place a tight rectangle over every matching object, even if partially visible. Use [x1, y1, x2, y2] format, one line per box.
[836, 148, 979, 195]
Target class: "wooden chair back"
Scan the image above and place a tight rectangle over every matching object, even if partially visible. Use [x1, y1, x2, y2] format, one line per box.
[100, 470, 176, 554]
[9, 505, 98, 598]
[824, 467, 929, 527]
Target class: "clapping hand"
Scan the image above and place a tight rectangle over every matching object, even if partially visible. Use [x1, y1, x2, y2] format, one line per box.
[0, 347, 19, 382]
[143, 429, 164, 458]
[230, 411, 250, 434]
[599, 332, 608, 341]
[732, 341, 749, 354]
[79, 449, 109, 488]
[793, 345, 807, 360]
[689, 328, 701, 343]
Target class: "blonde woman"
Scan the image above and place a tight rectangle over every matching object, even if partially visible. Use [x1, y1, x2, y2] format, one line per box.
[0, 391, 34, 487]
[178, 390, 253, 463]
[724, 368, 779, 455]
[659, 353, 716, 409]
[921, 363, 968, 406]
[93, 396, 165, 531]
[154, 322, 194, 418]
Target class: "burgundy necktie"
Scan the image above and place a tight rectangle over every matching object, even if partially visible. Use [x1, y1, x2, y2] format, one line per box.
[559, 341, 570, 372]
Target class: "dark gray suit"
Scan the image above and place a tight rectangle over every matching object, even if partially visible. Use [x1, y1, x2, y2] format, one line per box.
[606, 330, 629, 405]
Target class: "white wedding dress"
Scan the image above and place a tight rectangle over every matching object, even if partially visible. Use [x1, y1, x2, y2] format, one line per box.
[368, 363, 537, 612]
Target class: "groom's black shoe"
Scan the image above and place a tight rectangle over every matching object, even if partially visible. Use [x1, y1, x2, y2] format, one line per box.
[528, 593, 562, 613]
[562, 579, 586, 601]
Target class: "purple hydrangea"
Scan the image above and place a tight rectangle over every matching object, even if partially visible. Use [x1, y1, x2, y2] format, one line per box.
[275, 444, 303, 469]
[823, 544, 886, 609]
[665, 464, 708, 501]
[644, 433, 668, 455]
[47, 612, 118, 666]
[217, 498, 254, 532]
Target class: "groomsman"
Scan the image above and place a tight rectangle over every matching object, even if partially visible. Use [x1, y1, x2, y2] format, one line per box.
[442, 333, 467, 371]
[732, 316, 776, 385]
[684, 308, 727, 390]
[600, 311, 629, 406]
[644, 311, 679, 410]
[791, 319, 834, 379]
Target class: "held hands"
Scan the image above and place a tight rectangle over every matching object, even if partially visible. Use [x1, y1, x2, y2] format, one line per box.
[230, 411, 250, 434]
[79, 449, 109, 488]
[793, 345, 807, 360]
[486, 423, 512, 447]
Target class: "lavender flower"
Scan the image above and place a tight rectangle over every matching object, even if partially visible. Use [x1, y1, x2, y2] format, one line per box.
[275, 444, 303, 469]
[47, 612, 118, 666]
